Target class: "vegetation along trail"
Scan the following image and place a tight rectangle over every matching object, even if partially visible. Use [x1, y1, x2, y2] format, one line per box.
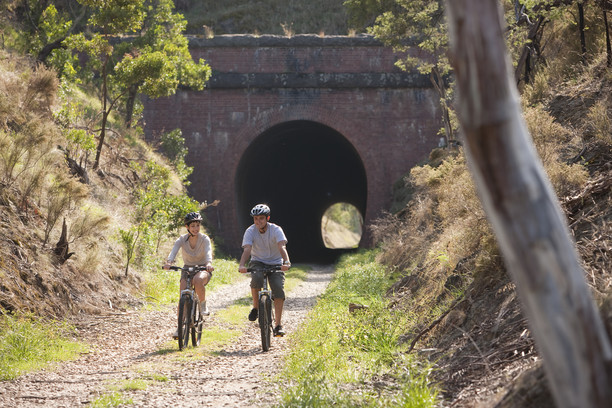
[0, 266, 334, 407]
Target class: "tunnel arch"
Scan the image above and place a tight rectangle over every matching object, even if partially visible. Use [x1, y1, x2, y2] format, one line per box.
[235, 120, 367, 263]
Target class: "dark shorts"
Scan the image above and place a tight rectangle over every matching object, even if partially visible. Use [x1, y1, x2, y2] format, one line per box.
[248, 261, 285, 300]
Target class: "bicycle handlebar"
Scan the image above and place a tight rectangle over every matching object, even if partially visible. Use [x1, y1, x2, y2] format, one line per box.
[246, 265, 283, 273]
[167, 265, 208, 272]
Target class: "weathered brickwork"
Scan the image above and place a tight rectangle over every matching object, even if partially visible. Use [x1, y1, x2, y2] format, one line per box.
[143, 34, 441, 259]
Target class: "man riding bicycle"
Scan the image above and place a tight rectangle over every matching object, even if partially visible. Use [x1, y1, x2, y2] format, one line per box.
[239, 204, 291, 337]
[163, 212, 214, 338]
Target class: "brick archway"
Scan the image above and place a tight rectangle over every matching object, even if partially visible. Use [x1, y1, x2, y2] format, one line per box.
[142, 34, 442, 261]
[235, 120, 366, 262]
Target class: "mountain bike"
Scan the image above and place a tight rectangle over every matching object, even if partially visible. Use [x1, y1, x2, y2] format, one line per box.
[247, 265, 282, 352]
[169, 265, 207, 350]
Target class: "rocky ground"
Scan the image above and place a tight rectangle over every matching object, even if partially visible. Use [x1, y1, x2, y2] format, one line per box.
[0, 265, 334, 407]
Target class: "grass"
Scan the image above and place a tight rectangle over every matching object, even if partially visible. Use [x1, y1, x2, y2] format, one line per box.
[88, 392, 133, 407]
[142, 257, 246, 306]
[0, 313, 87, 380]
[277, 251, 439, 407]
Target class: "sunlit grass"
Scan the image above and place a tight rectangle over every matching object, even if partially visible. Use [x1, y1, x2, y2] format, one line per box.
[215, 304, 251, 326]
[0, 313, 88, 380]
[157, 326, 242, 357]
[278, 250, 440, 407]
[112, 378, 149, 391]
[88, 392, 133, 407]
[143, 258, 243, 306]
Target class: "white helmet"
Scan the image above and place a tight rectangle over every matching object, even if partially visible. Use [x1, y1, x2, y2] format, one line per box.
[250, 204, 270, 217]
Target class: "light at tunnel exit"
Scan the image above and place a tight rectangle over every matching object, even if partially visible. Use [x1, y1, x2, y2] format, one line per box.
[321, 202, 363, 249]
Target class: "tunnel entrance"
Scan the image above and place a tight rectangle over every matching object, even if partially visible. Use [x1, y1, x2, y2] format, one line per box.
[235, 120, 367, 263]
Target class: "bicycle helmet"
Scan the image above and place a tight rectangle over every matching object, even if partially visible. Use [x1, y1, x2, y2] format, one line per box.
[250, 204, 270, 217]
[184, 212, 203, 225]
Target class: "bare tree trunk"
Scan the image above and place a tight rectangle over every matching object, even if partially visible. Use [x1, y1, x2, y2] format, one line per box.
[125, 84, 138, 128]
[578, 1, 588, 65]
[602, 0, 612, 68]
[93, 57, 109, 171]
[445, 1, 612, 407]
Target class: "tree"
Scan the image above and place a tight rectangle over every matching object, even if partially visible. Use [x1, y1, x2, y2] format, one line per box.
[67, 0, 146, 170]
[119, 0, 211, 128]
[445, 1, 612, 407]
[345, 0, 456, 145]
[65, 0, 211, 169]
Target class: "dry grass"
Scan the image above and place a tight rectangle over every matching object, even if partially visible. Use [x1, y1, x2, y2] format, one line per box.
[0, 49, 170, 317]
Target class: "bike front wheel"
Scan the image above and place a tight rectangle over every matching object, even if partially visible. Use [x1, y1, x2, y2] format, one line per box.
[178, 295, 191, 350]
[259, 294, 272, 352]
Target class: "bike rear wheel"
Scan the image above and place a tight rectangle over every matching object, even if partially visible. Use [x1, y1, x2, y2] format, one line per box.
[178, 295, 191, 350]
[191, 301, 203, 347]
[259, 294, 272, 352]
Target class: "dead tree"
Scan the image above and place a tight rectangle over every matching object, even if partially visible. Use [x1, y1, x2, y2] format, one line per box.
[54, 218, 74, 264]
[445, 1, 612, 407]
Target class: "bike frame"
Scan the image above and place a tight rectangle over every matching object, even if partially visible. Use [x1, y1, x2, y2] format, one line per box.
[170, 265, 205, 350]
[248, 265, 281, 352]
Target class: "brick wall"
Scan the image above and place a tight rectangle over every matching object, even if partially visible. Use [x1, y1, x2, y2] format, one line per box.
[143, 34, 441, 258]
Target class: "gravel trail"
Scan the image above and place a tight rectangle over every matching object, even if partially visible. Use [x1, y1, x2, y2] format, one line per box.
[0, 265, 334, 407]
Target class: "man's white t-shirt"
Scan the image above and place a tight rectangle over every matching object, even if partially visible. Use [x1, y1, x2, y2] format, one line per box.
[241, 222, 287, 264]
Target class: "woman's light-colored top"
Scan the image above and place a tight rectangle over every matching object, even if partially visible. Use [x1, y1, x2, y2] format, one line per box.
[166, 233, 212, 266]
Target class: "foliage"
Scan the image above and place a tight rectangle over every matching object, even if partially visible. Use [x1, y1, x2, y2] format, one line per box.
[118, 158, 200, 275]
[279, 250, 439, 407]
[57, 0, 211, 168]
[178, 0, 351, 35]
[345, 0, 456, 143]
[0, 313, 87, 380]
[159, 128, 193, 183]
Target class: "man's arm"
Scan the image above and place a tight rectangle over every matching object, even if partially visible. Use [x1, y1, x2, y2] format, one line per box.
[239, 245, 252, 273]
[278, 241, 291, 271]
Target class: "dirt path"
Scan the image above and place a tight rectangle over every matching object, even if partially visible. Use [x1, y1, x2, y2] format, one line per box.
[0, 265, 334, 407]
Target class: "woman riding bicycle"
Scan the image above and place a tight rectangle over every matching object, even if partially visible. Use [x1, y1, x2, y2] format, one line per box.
[163, 212, 214, 338]
[238, 204, 291, 337]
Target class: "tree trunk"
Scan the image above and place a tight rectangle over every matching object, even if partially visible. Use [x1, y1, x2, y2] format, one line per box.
[93, 57, 109, 170]
[514, 15, 546, 85]
[445, 1, 612, 408]
[54, 218, 74, 264]
[578, 1, 588, 64]
[125, 84, 138, 128]
[603, 1, 612, 68]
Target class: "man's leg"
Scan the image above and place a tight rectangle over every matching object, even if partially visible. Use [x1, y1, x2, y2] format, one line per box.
[274, 298, 284, 327]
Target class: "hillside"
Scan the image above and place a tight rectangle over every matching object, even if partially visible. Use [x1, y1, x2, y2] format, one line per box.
[374, 56, 612, 406]
[0, 50, 185, 318]
[176, 0, 352, 36]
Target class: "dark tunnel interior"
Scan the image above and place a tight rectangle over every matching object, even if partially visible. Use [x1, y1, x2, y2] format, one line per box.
[235, 120, 367, 263]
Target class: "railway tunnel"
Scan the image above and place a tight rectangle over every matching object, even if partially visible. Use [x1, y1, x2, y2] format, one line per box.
[235, 120, 367, 263]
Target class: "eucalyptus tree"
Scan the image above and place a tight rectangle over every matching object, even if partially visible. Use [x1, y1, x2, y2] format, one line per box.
[65, 0, 211, 169]
[345, 0, 456, 145]
[65, 0, 146, 170]
[119, 0, 211, 128]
